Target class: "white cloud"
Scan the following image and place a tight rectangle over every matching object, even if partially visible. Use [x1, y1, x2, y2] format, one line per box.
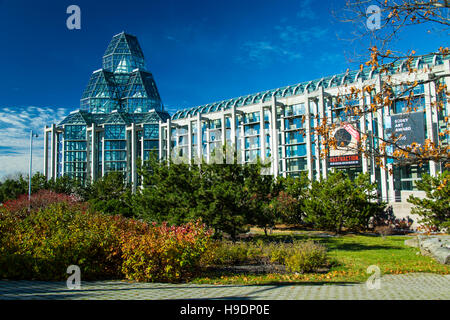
[296, 0, 317, 20]
[0, 105, 71, 179]
[238, 24, 328, 66]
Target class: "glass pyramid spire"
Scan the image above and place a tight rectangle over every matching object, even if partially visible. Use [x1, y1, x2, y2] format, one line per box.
[102, 32, 145, 73]
[81, 32, 163, 113]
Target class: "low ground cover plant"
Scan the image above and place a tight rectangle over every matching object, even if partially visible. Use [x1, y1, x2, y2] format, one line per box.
[191, 232, 449, 285]
[207, 239, 330, 273]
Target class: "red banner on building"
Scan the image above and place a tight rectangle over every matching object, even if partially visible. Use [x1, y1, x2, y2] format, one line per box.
[328, 154, 361, 167]
[343, 123, 360, 141]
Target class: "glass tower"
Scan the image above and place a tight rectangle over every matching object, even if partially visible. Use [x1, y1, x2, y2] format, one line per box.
[80, 32, 163, 113]
[44, 32, 170, 189]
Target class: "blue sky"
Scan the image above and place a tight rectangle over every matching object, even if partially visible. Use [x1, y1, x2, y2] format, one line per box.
[0, 0, 446, 178]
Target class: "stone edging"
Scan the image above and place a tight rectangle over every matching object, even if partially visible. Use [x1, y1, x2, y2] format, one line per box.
[405, 235, 450, 265]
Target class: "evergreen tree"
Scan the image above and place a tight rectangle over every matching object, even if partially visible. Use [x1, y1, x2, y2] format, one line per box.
[87, 171, 133, 217]
[303, 171, 385, 234]
[408, 171, 450, 231]
[135, 154, 200, 224]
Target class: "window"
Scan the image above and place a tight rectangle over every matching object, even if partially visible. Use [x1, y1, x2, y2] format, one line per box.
[144, 140, 158, 150]
[285, 103, 305, 117]
[104, 125, 125, 139]
[286, 158, 307, 171]
[394, 96, 425, 114]
[286, 144, 307, 157]
[244, 112, 260, 124]
[143, 124, 159, 139]
[65, 125, 86, 140]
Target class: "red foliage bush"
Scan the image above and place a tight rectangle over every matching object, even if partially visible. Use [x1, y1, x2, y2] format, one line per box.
[121, 221, 214, 282]
[2, 190, 82, 218]
[0, 196, 214, 282]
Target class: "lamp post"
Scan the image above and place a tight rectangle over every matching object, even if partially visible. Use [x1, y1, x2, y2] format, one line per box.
[28, 130, 39, 201]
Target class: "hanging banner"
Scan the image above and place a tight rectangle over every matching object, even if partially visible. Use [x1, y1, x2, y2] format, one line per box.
[328, 123, 361, 167]
[385, 111, 425, 148]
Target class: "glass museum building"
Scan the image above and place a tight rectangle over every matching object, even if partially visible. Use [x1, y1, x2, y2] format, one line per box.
[44, 32, 170, 191]
[45, 32, 449, 213]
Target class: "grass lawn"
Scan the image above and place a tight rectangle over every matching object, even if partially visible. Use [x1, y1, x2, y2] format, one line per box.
[191, 230, 449, 285]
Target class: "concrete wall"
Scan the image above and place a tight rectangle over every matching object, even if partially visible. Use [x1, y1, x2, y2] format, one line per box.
[391, 190, 427, 230]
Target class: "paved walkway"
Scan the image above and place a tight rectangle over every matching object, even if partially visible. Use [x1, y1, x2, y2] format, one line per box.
[0, 273, 449, 300]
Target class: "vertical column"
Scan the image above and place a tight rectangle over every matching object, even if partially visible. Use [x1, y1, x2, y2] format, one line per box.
[271, 96, 279, 176]
[197, 113, 202, 163]
[166, 118, 172, 161]
[221, 112, 226, 148]
[60, 127, 65, 177]
[313, 98, 321, 181]
[305, 95, 313, 181]
[359, 84, 368, 175]
[239, 116, 245, 164]
[44, 126, 49, 178]
[158, 120, 163, 160]
[376, 76, 388, 202]
[383, 93, 395, 203]
[101, 129, 105, 178]
[140, 126, 144, 162]
[388, 163, 395, 202]
[50, 124, 56, 181]
[131, 123, 137, 192]
[91, 124, 97, 182]
[206, 120, 210, 163]
[325, 96, 333, 179]
[280, 105, 287, 177]
[188, 116, 193, 162]
[424, 79, 437, 177]
[318, 87, 328, 179]
[231, 104, 237, 155]
[259, 105, 266, 162]
[365, 93, 376, 184]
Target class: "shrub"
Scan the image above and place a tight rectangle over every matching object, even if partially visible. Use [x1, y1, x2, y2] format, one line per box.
[371, 205, 396, 228]
[209, 240, 266, 265]
[0, 202, 124, 280]
[208, 239, 329, 273]
[374, 225, 396, 236]
[121, 221, 213, 282]
[1, 189, 82, 218]
[0, 173, 89, 204]
[0, 198, 214, 282]
[0, 175, 27, 203]
[283, 241, 328, 273]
